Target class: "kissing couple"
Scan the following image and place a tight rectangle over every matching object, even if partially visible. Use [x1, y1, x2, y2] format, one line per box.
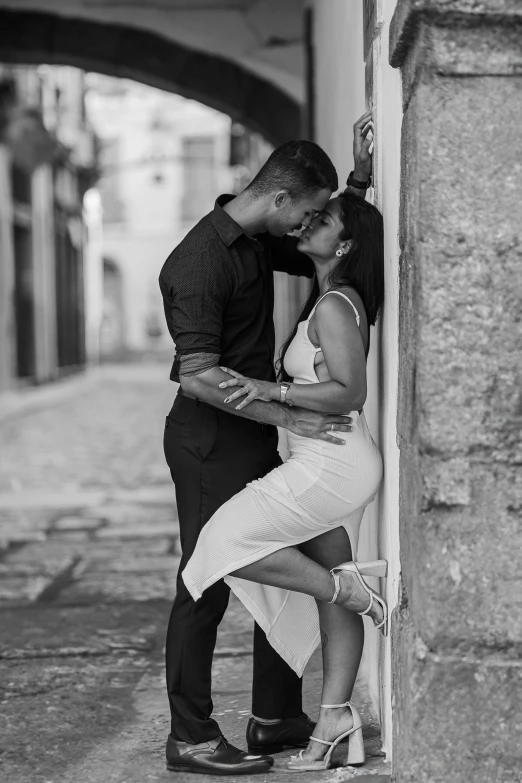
[160, 109, 387, 775]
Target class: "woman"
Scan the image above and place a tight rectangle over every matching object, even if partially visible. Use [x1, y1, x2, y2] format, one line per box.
[182, 192, 387, 772]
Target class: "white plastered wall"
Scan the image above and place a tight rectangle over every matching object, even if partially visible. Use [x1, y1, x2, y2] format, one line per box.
[312, 0, 402, 758]
[0, 145, 15, 391]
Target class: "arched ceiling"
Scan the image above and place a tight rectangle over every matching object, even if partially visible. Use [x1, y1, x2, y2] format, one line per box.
[0, 0, 306, 145]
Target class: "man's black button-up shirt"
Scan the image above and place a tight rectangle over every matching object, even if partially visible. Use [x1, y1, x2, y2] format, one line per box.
[159, 194, 314, 383]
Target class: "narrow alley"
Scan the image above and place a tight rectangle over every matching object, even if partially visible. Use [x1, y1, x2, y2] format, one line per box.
[0, 1, 520, 780]
[0, 365, 390, 783]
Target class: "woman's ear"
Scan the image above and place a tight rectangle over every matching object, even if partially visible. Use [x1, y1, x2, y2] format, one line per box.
[339, 239, 352, 255]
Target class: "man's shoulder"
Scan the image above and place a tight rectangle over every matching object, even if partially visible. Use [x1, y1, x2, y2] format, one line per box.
[159, 212, 226, 283]
[167, 213, 216, 259]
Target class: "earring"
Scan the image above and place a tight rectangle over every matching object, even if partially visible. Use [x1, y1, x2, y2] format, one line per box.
[336, 249, 344, 257]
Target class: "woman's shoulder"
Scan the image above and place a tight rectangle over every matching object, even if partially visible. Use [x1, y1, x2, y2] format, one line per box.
[316, 287, 365, 322]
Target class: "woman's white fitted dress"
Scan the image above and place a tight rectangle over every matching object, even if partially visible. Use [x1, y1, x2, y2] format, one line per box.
[182, 291, 383, 676]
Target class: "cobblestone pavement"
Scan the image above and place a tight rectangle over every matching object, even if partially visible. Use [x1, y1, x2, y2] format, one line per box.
[0, 365, 390, 783]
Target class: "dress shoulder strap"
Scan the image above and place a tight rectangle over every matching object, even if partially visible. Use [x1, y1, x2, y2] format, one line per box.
[309, 290, 361, 325]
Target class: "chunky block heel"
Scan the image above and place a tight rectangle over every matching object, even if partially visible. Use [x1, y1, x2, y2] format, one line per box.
[356, 559, 388, 578]
[346, 723, 365, 766]
[286, 702, 364, 772]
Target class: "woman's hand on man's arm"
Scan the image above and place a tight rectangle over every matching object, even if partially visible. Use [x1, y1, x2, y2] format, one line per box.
[180, 366, 352, 444]
[218, 367, 280, 409]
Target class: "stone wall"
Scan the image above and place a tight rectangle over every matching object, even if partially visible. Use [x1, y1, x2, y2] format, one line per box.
[390, 2, 522, 781]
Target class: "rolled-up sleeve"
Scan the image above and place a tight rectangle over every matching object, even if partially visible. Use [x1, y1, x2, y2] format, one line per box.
[177, 352, 219, 376]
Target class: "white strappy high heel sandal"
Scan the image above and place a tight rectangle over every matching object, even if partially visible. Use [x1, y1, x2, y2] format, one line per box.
[330, 560, 389, 636]
[286, 701, 364, 772]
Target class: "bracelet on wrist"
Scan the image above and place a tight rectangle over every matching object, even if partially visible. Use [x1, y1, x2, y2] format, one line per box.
[280, 381, 293, 406]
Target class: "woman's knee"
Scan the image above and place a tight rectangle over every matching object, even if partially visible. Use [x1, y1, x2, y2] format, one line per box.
[299, 527, 352, 569]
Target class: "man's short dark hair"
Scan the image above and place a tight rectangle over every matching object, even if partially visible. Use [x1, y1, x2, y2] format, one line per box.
[246, 140, 338, 199]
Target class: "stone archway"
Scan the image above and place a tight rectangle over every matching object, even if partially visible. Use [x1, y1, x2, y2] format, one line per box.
[0, 8, 302, 146]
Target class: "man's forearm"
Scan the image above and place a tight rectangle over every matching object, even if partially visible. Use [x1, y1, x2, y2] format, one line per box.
[353, 163, 371, 183]
[349, 109, 373, 196]
[180, 365, 354, 446]
[181, 367, 291, 428]
[345, 183, 367, 198]
[344, 165, 371, 198]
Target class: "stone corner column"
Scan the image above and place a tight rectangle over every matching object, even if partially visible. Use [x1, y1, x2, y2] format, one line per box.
[388, 2, 522, 782]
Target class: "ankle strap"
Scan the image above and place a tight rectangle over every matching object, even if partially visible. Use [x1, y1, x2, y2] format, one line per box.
[308, 735, 334, 746]
[328, 571, 341, 604]
[359, 594, 373, 616]
[320, 701, 352, 709]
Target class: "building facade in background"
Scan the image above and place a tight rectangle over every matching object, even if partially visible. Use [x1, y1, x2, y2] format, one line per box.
[85, 76, 236, 360]
[0, 64, 97, 392]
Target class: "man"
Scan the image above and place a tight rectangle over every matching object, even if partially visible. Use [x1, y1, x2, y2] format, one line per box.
[160, 112, 373, 776]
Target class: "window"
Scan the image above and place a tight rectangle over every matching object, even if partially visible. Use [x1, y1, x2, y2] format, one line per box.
[181, 137, 216, 223]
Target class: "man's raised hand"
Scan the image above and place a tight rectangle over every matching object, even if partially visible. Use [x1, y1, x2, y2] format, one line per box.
[353, 109, 373, 182]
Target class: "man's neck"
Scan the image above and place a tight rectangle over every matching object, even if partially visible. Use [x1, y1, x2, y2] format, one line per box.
[223, 191, 267, 237]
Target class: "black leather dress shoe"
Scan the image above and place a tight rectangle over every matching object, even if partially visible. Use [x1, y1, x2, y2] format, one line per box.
[166, 734, 273, 776]
[246, 713, 316, 754]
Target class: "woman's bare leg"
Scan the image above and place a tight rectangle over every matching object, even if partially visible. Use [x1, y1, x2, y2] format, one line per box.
[298, 527, 364, 761]
[231, 546, 334, 599]
[230, 543, 383, 626]
[232, 529, 370, 761]
[231, 528, 385, 762]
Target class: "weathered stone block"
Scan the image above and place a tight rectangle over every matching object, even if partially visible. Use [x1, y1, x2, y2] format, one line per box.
[413, 73, 522, 457]
[390, 0, 522, 73]
[393, 643, 522, 783]
[411, 464, 522, 646]
[421, 456, 471, 508]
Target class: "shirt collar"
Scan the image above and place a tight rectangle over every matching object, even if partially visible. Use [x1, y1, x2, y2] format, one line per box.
[212, 194, 245, 247]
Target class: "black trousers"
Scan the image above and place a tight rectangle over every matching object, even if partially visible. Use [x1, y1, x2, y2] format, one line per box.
[164, 393, 303, 743]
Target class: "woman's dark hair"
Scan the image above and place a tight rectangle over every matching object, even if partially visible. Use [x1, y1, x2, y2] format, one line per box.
[277, 192, 384, 381]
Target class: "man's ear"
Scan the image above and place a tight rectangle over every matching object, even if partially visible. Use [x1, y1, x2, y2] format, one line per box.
[274, 190, 290, 209]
